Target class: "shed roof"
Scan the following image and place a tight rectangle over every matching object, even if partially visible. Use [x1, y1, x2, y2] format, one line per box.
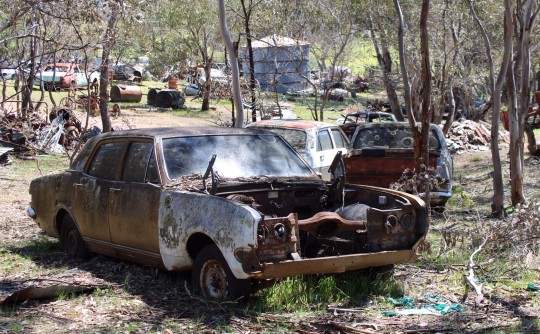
[251, 35, 309, 49]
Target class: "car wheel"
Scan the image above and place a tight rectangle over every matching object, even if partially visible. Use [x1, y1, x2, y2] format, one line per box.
[60, 216, 90, 260]
[192, 244, 250, 301]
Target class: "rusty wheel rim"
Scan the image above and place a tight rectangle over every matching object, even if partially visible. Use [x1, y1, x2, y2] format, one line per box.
[200, 259, 228, 299]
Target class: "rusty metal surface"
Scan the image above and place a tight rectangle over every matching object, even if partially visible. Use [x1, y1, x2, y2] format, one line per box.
[110, 85, 143, 103]
[253, 244, 422, 279]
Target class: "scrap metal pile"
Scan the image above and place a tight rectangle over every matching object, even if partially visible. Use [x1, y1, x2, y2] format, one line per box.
[445, 119, 510, 154]
[0, 108, 87, 162]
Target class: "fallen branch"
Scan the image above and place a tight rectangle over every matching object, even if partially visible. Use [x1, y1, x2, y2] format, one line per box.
[328, 321, 377, 334]
[466, 236, 489, 306]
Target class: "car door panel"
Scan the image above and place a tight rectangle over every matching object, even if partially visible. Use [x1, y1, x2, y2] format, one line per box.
[108, 141, 161, 256]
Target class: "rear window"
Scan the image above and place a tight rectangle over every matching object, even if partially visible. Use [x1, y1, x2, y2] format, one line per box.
[259, 128, 307, 152]
[330, 128, 348, 148]
[352, 125, 441, 150]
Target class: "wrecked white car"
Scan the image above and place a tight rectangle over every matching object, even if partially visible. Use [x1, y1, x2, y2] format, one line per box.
[28, 127, 428, 300]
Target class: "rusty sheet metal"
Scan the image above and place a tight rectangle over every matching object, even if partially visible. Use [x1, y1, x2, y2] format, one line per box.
[252, 238, 424, 279]
[298, 211, 367, 237]
[344, 151, 437, 188]
[158, 190, 261, 278]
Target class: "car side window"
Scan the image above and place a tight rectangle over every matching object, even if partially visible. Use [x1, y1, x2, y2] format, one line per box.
[87, 142, 125, 180]
[121, 142, 157, 183]
[146, 151, 160, 184]
[330, 128, 347, 149]
[317, 130, 333, 151]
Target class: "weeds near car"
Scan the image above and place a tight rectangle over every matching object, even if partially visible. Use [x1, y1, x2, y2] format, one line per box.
[249, 268, 402, 312]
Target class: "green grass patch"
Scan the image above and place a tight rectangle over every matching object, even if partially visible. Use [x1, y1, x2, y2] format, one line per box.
[249, 268, 402, 312]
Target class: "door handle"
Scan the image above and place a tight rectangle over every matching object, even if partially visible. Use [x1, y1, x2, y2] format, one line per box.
[320, 156, 324, 161]
[109, 188, 122, 193]
[73, 183, 83, 188]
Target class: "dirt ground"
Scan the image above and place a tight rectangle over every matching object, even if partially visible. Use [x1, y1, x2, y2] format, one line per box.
[1, 111, 539, 333]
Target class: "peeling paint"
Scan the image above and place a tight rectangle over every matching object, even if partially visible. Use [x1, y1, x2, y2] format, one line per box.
[159, 212, 180, 248]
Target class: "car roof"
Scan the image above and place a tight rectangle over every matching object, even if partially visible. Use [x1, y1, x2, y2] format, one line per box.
[46, 63, 77, 67]
[345, 111, 396, 118]
[92, 126, 272, 141]
[356, 122, 440, 131]
[247, 119, 339, 130]
[71, 127, 276, 171]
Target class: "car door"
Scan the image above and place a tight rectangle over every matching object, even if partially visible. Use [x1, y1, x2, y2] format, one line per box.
[73, 64, 87, 87]
[71, 141, 126, 249]
[315, 128, 349, 180]
[107, 140, 162, 262]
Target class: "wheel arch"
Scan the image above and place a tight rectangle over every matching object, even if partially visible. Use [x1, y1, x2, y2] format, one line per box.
[54, 208, 76, 236]
[186, 232, 215, 262]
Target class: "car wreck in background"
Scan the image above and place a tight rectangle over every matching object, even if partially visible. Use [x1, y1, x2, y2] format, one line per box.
[28, 127, 428, 300]
[33, 63, 100, 90]
[344, 122, 453, 208]
[339, 111, 397, 139]
[246, 119, 349, 181]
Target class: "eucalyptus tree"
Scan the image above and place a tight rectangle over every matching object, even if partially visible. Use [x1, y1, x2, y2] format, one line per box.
[0, 0, 99, 118]
[466, 0, 513, 217]
[276, 0, 360, 121]
[138, 0, 190, 79]
[506, 0, 540, 205]
[365, 1, 404, 121]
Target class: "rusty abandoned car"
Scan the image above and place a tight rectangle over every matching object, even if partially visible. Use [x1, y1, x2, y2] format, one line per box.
[344, 122, 453, 208]
[28, 127, 428, 300]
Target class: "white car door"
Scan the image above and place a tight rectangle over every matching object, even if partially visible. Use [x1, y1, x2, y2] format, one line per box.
[315, 128, 349, 181]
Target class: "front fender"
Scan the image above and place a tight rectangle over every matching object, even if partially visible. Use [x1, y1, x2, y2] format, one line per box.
[158, 190, 261, 278]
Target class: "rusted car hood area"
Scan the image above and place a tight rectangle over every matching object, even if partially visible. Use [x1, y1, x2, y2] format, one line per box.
[163, 172, 428, 279]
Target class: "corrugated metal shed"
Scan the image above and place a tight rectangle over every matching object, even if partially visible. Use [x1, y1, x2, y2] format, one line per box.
[242, 35, 310, 94]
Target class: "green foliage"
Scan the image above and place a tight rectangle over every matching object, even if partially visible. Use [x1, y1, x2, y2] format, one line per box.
[446, 186, 475, 209]
[347, 42, 379, 77]
[249, 269, 402, 312]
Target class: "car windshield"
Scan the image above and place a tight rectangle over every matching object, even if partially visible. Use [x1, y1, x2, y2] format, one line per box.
[257, 128, 307, 152]
[162, 134, 313, 180]
[352, 124, 441, 150]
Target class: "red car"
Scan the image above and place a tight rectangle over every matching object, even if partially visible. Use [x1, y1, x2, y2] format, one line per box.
[34, 63, 99, 90]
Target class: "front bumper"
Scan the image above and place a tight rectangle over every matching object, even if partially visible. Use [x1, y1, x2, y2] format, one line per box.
[250, 238, 424, 279]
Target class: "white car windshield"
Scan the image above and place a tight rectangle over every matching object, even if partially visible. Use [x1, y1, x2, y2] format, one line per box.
[162, 134, 313, 179]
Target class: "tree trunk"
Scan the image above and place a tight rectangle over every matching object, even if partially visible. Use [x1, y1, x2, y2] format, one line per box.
[241, 0, 257, 122]
[99, 7, 121, 133]
[219, 0, 244, 127]
[507, 59, 523, 205]
[21, 10, 37, 119]
[368, 16, 403, 121]
[467, 0, 511, 216]
[394, 0, 414, 125]
[419, 0, 433, 174]
[201, 59, 212, 111]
